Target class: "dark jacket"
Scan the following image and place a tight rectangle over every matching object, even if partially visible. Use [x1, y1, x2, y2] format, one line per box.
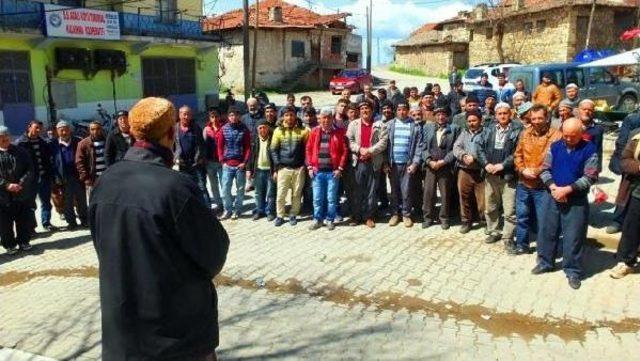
[421, 122, 461, 167]
[15, 134, 53, 180]
[52, 136, 82, 183]
[104, 128, 134, 166]
[248, 133, 274, 173]
[270, 126, 309, 168]
[447, 90, 466, 116]
[476, 122, 523, 180]
[386, 117, 423, 166]
[175, 123, 205, 171]
[89, 146, 229, 361]
[610, 112, 640, 175]
[620, 133, 640, 200]
[0, 145, 34, 205]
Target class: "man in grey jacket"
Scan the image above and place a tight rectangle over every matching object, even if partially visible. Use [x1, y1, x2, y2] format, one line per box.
[385, 101, 423, 227]
[453, 110, 485, 233]
[421, 108, 460, 229]
[476, 102, 523, 247]
[346, 101, 388, 228]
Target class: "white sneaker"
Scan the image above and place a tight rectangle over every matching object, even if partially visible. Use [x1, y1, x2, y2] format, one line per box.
[610, 263, 634, 279]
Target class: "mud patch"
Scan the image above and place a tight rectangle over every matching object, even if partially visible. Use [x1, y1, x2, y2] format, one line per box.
[406, 279, 422, 287]
[0, 266, 98, 287]
[214, 274, 640, 342]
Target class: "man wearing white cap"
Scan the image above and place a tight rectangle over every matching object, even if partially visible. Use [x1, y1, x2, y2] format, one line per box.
[476, 102, 523, 247]
[0, 126, 34, 255]
[564, 83, 581, 109]
[52, 120, 87, 229]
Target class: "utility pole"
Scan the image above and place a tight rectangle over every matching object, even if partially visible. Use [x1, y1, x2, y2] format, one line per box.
[585, 0, 597, 49]
[251, 0, 259, 93]
[377, 37, 380, 66]
[242, 0, 250, 100]
[366, 1, 372, 73]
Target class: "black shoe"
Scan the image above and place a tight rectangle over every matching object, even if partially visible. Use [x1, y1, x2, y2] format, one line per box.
[514, 245, 531, 255]
[43, 224, 58, 232]
[274, 217, 285, 227]
[289, 216, 298, 226]
[80, 221, 89, 228]
[459, 223, 471, 234]
[531, 264, 553, 275]
[67, 223, 78, 230]
[568, 277, 581, 289]
[484, 234, 501, 244]
[421, 219, 433, 229]
[18, 243, 32, 251]
[267, 214, 276, 222]
[252, 213, 261, 221]
[441, 222, 450, 230]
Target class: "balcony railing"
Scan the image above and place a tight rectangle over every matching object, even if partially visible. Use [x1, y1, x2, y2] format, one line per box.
[0, 1, 219, 42]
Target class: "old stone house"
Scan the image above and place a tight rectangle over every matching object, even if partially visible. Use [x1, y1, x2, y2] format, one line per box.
[467, 0, 638, 65]
[393, 14, 470, 76]
[203, 0, 362, 92]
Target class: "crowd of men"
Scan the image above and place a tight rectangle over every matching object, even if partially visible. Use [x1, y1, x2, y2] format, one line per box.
[1, 71, 639, 290]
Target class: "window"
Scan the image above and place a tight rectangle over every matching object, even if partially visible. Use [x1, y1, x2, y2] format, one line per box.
[57, 0, 83, 6]
[346, 52, 359, 63]
[524, 22, 533, 34]
[536, 20, 546, 33]
[486, 27, 493, 39]
[0, 51, 32, 106]
[142, 57, 196, 97]
[331, 36, 342, 55]
[156, 0, 177, 24]
[291, 40, 305, 58]
[566, 68, 585, 87]
[589, 68, 614, 84]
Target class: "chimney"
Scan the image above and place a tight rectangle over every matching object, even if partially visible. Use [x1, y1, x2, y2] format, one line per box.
[514, 0, 525, 11]
[269, 6, 283, 22]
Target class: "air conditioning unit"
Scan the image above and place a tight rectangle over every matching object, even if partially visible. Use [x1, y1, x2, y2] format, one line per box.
[93, 49, 127, 75]
[54, 48, 92, 74]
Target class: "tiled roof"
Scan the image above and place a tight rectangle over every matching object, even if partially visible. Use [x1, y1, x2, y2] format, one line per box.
[475, 0, 639, 21]
[410, 23, 439, 37]
[203, 0, 350, 31]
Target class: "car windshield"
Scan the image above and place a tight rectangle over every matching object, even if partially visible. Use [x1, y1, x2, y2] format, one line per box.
[465, 68, 485, 79]
[339, 70, 360, 78]
[509, 70, 533, 92]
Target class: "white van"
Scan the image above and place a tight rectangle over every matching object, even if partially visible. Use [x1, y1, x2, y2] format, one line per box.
[462, 63, 521, 92]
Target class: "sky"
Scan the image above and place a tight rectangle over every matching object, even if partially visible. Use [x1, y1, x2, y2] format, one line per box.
[204, 0, 475, 65]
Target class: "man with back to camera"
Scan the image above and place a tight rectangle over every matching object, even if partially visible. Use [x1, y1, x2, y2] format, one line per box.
[90, 97, 229, 360]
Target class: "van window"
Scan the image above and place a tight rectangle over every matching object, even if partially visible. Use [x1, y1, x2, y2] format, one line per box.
[543, 70, 565, 88]
[508, 70, 533, 92]
[565, 68, 585, 87]
[589, 68, 614, 84]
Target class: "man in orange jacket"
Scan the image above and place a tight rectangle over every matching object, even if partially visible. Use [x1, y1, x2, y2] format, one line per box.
[532, 72, 562, 111]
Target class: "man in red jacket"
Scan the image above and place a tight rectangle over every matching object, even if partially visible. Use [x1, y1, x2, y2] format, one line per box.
[306, 108, 348, 230]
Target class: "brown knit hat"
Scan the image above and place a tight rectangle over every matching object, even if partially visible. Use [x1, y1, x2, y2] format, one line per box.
[129, 97, 176, 142]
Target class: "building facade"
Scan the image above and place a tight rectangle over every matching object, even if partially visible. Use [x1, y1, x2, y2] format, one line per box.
[0, 0, 219, 134]
[204, 0, 361, 92]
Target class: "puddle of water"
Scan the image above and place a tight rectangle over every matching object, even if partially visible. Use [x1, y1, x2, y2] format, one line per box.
[213, 274, 640, 342]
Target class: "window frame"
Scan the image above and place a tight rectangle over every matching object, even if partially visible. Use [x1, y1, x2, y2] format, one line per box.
[291, 40, 305, 58]
[141, 57, 196, 98]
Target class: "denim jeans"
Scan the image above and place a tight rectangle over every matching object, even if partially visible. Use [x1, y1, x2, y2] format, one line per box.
[206, 162, 223, 209]
[515, 184, 549, 248]
[36, 176, 53, 226]
[312, 171, 339, 222]
[253, 169, 275, 216]
[222, 165, 247, 214]
[537, 194, 589, 279]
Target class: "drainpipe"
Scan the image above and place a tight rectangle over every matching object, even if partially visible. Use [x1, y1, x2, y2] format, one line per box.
[45, 65, 57, 128]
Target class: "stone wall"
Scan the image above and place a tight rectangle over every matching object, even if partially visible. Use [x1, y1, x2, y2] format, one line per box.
[468, 5, 628, 66]
[395, 43, 467, 76]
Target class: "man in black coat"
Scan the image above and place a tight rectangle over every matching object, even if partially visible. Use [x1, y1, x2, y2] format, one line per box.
[0, 125, 34, 254]
[104, 110, 134, 166]
[90, 97, 229, 361]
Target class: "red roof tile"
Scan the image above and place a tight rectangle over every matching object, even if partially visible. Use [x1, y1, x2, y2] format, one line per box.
[203, 0, 350, 31]
[410, 23, 438, 37]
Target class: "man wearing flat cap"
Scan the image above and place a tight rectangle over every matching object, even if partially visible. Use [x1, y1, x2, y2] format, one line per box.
[0, 126, 34, 255]
[385, 100, 423, 228]
[90, 97, 229, 361]
[551, 99, 574, 130]
[346, 100, 388, 228]
[421, 107, 460, 230]
[105, 110, 134, 167]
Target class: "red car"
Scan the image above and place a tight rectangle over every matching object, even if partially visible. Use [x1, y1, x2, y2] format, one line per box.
[329, 69, 373, 94]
